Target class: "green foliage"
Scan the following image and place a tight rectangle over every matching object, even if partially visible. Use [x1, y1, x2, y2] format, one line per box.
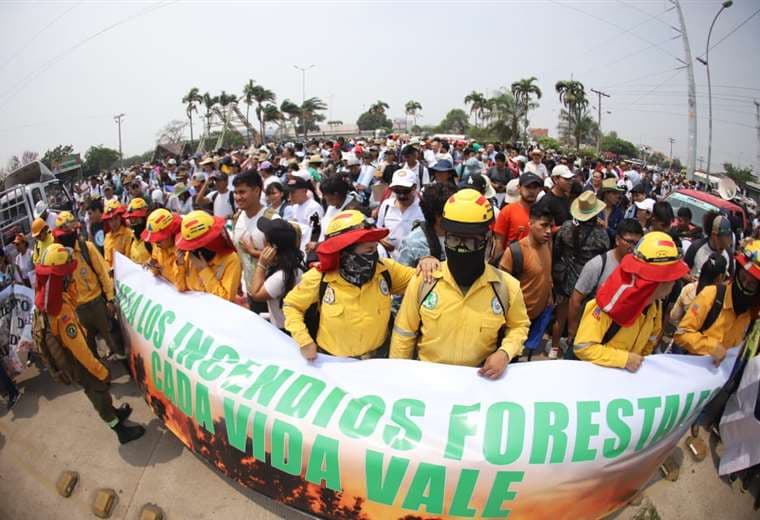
[558, 108, 597, 148]
[122, 150, 154, 167]
[41, 144, 74, 169]
[535, 136, 561, 151]
[83, 145, 120, 176]
[436, 109, 470, 134]
[601, 133, 639, 158]
[357, 111, 392, 131]
[577, 147, 598, 161]
[369, 100, 390, 116]
[555, 80, 589, 149]
[464, 91, 489, 128]
[723, 162, 756, 185]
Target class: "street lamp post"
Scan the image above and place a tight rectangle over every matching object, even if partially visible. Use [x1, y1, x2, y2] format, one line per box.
[114, 113, 125, 166]
[293, 64, 315, 140]
[697, 0, 732, 190]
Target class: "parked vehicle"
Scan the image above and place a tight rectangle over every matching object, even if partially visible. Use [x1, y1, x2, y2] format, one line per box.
[665, 188, 748, 232]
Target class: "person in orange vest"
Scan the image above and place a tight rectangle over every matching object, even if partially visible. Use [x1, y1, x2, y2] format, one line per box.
[102, 200, 133, 271]
[33, 244, 145, 444]
[125, 198, 152, 265]
[174, 210, 242, 301]
[141, 208, 182, 287]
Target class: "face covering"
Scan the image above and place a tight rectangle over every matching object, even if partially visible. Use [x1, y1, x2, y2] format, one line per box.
[131, 222, 146, 239]
[57, 231, 77, 248]
[194, 247, 216, 263]
[732, 273, 758, 315]
[445, 248, 486, 288]
[339, 248, 378, 286]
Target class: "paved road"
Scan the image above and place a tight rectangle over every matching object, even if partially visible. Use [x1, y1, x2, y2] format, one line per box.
[1, 364, 756, 519]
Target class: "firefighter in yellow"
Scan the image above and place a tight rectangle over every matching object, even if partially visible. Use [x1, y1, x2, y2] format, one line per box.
[124, 198, 151, 265]
[284, 210, 441, 361]
[390, 189, 530, 379]
[174, 210, 242, 301]
[53, 211, 125, 360]
[573, 232, 689, 371]
[102, 199, 133, 271]
[674, 238, 760, 364]
[31, 217, 54, 264]
[33, 244, 145, 444]
[141, 208, 182, 287]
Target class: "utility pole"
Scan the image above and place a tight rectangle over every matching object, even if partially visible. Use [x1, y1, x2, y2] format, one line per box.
[114, 113, 125, 165]
[293, 64, 315, 140]
[698, 156, 704, 171]
[671, 0, 697, 181]
[590, 88, 610, 154]
[755, 100, 760, 177]
[668, 137, 676, 171]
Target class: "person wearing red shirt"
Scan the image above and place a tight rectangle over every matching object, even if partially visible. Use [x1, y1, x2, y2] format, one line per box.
[491, 172, 543, 262]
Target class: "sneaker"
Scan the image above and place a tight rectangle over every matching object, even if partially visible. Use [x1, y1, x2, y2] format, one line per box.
[115, 403, 132, 423]
[113, 422, 145, 445]
[548, 344, 559, 359]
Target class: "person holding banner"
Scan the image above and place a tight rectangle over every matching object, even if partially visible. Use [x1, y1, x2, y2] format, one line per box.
[53, 211, 125, 360]
[390, 189, 530, 379]
[573, 232, 689, 371]
[33, 244, 145, 444]
[102, 200, 134, 272]
[141, 209, 182, 286]
[174, 210, 242, 301]
[283, 210, 439, 361]
[125, 198, 151, 265]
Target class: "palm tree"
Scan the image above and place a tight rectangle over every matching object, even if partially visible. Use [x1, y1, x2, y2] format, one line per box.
[511, 77, 542, 143]
[242, 79, 256, 144]
[261, 104, 282, 139]
[404, 101, 422, 130]
[555, 80, 588, 149]
[487, 90, 520, 143]
[182, 87, 202, 144]
[280, 99, 301, 138]
[558, 108, 598, 148]
[464, 91, 487, 128]
[368, 100, 389, 116]
[247, 85, 276, 145]
[300, 97, 327, 139]
[202, 92, 218, 134]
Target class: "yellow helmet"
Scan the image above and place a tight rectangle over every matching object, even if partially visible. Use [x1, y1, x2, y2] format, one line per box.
[736, 238, 760, 280]
[55, 211, 77, 228]
[325, 210, 369, 238]
[621, 231, 688, 282]
[36, 243, 77, 276]
[126, 197, 149, 218]
[143, 209, 180, 243]
[31, 218, 48, 237]
[176, 210, 225, 251]
[103, 199, 126, 220]
[441, 188, 493, 235]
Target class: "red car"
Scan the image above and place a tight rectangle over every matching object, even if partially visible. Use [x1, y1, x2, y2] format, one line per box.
[665, 189, 748, 231]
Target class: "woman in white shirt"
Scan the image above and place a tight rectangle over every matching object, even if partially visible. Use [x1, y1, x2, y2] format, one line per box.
[247, 218, 304, 331]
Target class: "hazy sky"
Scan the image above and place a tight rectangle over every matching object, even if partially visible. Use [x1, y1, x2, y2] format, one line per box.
[1, 0, 758, 172]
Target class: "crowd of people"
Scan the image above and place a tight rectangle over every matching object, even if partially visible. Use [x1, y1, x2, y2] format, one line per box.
[2, 135, 759, 458]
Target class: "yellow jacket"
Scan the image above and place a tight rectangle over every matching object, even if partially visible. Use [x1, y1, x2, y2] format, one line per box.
[284, 259, 414, 356]
[390, 263, 530, 365]
[103, 226, 133, 270]
[32, 234, 54, 264]
[574, 299, 662, 369]
[128, 238, 151, 265]
[50, 286, 109, 381]
[175, 250, 242, 301]
[151, 245, 180, 287]
[72, 239, 114, 304]
[674, 284, 758, 355]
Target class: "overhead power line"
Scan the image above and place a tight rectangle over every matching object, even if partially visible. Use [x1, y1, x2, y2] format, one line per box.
[699, 6, 760, 59]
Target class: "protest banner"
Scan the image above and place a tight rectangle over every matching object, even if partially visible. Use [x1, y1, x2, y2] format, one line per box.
[115, 253, 735, 519]
[0, 283, 35, 375]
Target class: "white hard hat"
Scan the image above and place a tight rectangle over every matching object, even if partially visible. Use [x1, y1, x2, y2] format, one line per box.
[35, 200, 48, 215]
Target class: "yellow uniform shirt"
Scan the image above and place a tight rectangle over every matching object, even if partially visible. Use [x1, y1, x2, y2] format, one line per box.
[103, 226, 133, 271]
[50, 288, 109, 381]
[574, 299, 662, 369]
[32, 234, 54, 264]
[151, 245, 180, 287]
[283, 259, 415, 357]
[674, 284, 758, 355]
[72, 239, 114, 305]
[128, 238, 151, 265]
[175, 250, 242, 302]
[390, 263, 530, 365]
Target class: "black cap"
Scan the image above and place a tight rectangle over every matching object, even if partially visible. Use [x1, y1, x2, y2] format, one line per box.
[285, 177, 310, 191]
[401, 144, 418, 156]
[519, 172, 543, 187]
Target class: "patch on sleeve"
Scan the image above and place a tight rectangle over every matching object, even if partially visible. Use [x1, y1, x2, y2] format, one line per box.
[65, 324, 78, 339]
[691, 303, 700, 316]
[592, 306, 602, 320]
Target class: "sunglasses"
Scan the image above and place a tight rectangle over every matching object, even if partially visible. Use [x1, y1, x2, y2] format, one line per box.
[444, 234, 487, 252]
[392, 188, 413, 196]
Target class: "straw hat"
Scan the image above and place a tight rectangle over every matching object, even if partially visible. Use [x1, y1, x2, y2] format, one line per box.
[570, 191, 605, 222]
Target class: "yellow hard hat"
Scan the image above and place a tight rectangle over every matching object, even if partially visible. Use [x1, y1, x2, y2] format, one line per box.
[126, 197, 149, 218]
[325, 210, 368, 238]
[441, 188, 493, 235]
[736, 238, 760, 280]
[36, 243, 77, 276]
[143, 209, 180, 243]
[176, 210, 225, 251]
[55, 211, 77, 228]
[103, 199, 126, 220]
[31, 218, 48, 237]
[621, 231, 688, 282]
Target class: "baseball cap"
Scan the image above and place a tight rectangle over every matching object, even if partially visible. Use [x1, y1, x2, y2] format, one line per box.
[551, 165, 575, 179]
[634, 198, 655, 213]
[710, 215, 732, 236]
[389, 168, 416, 189]
[519, 172, 543, 187]
[285, 177, 311, 191]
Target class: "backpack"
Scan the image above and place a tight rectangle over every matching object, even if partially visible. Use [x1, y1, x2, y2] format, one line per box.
[304, 265, 393, 341]
[684, 237, 708, 268]
[211, 190, 236, 214]
[507, 241, 524, 280]
[77, 237, 105, 295]
[31, 310, 74, 385]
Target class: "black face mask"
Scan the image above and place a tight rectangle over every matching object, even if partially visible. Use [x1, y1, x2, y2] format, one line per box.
[733, 274, 758, 315]
[194, 247, 216, 263]
[131, 222, 146, 238]
[57, 231, 77, 248]
[445, 248, 486, 288]
[339, 248, 378, 286]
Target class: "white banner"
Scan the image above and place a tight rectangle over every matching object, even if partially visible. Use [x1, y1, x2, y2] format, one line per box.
[115, 253, 735, 519]
[0, 283, 34, 375]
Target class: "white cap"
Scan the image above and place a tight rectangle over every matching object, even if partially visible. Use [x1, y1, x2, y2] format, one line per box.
[504, 178, 520, 204]
[294, 169, 312, 181]
[35, 200, 48, 214]
[551, 165, 574, 179]
[634, 198, 655, 213]
[151, 189, 164, 203]
[389, 168, 416, 189]
[167, 158, 177, 165]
